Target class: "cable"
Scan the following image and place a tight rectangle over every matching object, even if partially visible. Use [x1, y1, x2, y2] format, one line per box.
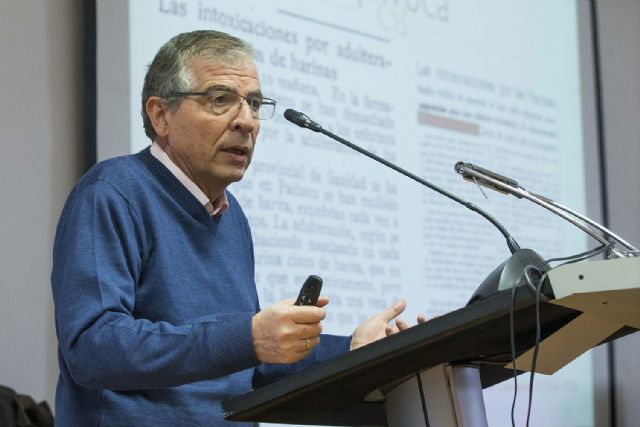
[415, 373, 430, 427]
[523, 265, 541, 294]
[524, 269, 546, 427]
[519, 243, 613, 297]
[510, 281, 520, 427]
[542, 242, 613, 266]
[522, 244, 612, 426]
[464, 243, 613, 426]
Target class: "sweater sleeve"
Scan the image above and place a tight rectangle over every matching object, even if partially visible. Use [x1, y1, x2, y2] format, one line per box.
[252, 334, 351, 389]
[52, 179, 259, 391]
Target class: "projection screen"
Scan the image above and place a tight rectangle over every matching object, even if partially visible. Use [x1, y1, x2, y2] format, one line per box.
[95, 1, 604, 425]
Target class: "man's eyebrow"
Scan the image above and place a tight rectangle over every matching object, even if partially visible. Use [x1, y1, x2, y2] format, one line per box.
[245, 89, 264, 99]
[203, 85, 264, 98]
[203, 84, 233, 93]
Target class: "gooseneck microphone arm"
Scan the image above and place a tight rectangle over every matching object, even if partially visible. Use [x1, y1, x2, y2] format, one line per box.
[529, 194, 638, 254]
[283, 108, 521, 255]
[455, 162, 638, 258]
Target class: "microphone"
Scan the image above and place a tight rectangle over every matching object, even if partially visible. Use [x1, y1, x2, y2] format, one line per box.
[283, 109, 519, 253]
[284, 109, 549, 304]
[455, 162, 639, 258]
[283, 109, 322, 132]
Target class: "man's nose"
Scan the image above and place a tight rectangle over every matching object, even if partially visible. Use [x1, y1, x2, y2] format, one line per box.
[231, 101, 258, 133]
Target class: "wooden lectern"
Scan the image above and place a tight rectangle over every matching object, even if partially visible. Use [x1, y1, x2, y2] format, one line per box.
[222, 257, 639, 426]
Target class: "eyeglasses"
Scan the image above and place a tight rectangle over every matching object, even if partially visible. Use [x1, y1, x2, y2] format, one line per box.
[168, 89, 276, 120]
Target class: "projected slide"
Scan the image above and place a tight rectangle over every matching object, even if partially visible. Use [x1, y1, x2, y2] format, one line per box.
[98, 1, 595, 425]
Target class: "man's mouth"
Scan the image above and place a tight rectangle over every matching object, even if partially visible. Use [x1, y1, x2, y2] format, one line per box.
[221, 146, 251, 166]
[222, 147, 249, 156]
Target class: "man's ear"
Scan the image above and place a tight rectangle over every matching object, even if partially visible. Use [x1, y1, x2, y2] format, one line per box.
[146, 96, 171, 137]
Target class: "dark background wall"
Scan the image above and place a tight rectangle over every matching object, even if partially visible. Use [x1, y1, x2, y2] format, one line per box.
[596, 1, 640, 426]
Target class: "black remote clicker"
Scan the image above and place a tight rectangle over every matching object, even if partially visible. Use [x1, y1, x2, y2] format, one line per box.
[294, 275, 323, 306]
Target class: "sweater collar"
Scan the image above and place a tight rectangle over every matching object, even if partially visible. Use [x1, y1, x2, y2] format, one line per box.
[149, 142, 228, 217]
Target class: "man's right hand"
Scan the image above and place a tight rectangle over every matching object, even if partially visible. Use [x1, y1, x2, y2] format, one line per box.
[252, 297, 328, 364]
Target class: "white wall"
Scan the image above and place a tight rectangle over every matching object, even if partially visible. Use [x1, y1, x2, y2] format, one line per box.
[0, 0, 82, 404]
[0, 1, 637, 424]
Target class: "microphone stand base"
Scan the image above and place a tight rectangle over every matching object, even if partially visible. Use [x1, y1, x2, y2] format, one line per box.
[467, 248, 553, 305]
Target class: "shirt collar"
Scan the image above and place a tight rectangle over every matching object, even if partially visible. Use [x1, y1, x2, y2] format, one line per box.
[150, 142, 229, 217]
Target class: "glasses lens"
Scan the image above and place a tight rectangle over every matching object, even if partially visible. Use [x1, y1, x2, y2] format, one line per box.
[211, 92, 240, 115]
[257, 99, 276, 120]
[208, 91, 275, 120]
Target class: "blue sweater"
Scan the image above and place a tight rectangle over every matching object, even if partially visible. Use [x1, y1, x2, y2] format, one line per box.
[51, 148, 349, 426]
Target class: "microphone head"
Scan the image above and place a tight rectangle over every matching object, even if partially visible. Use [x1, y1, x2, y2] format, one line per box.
[283, 109, 301, 124]
[283, 109, 322, 132]
[454, 161, 468, 175]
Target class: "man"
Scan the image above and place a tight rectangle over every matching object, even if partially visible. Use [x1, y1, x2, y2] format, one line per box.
[52, 30, 413, 426]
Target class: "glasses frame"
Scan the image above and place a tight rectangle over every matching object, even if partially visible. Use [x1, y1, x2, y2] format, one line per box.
[167, 89, 276, 120]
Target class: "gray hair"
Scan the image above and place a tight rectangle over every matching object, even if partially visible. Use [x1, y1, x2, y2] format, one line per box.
[141, 30, 254, 140]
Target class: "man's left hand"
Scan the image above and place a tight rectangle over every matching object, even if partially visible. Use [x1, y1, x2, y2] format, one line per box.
[350, 299, 425, 351]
